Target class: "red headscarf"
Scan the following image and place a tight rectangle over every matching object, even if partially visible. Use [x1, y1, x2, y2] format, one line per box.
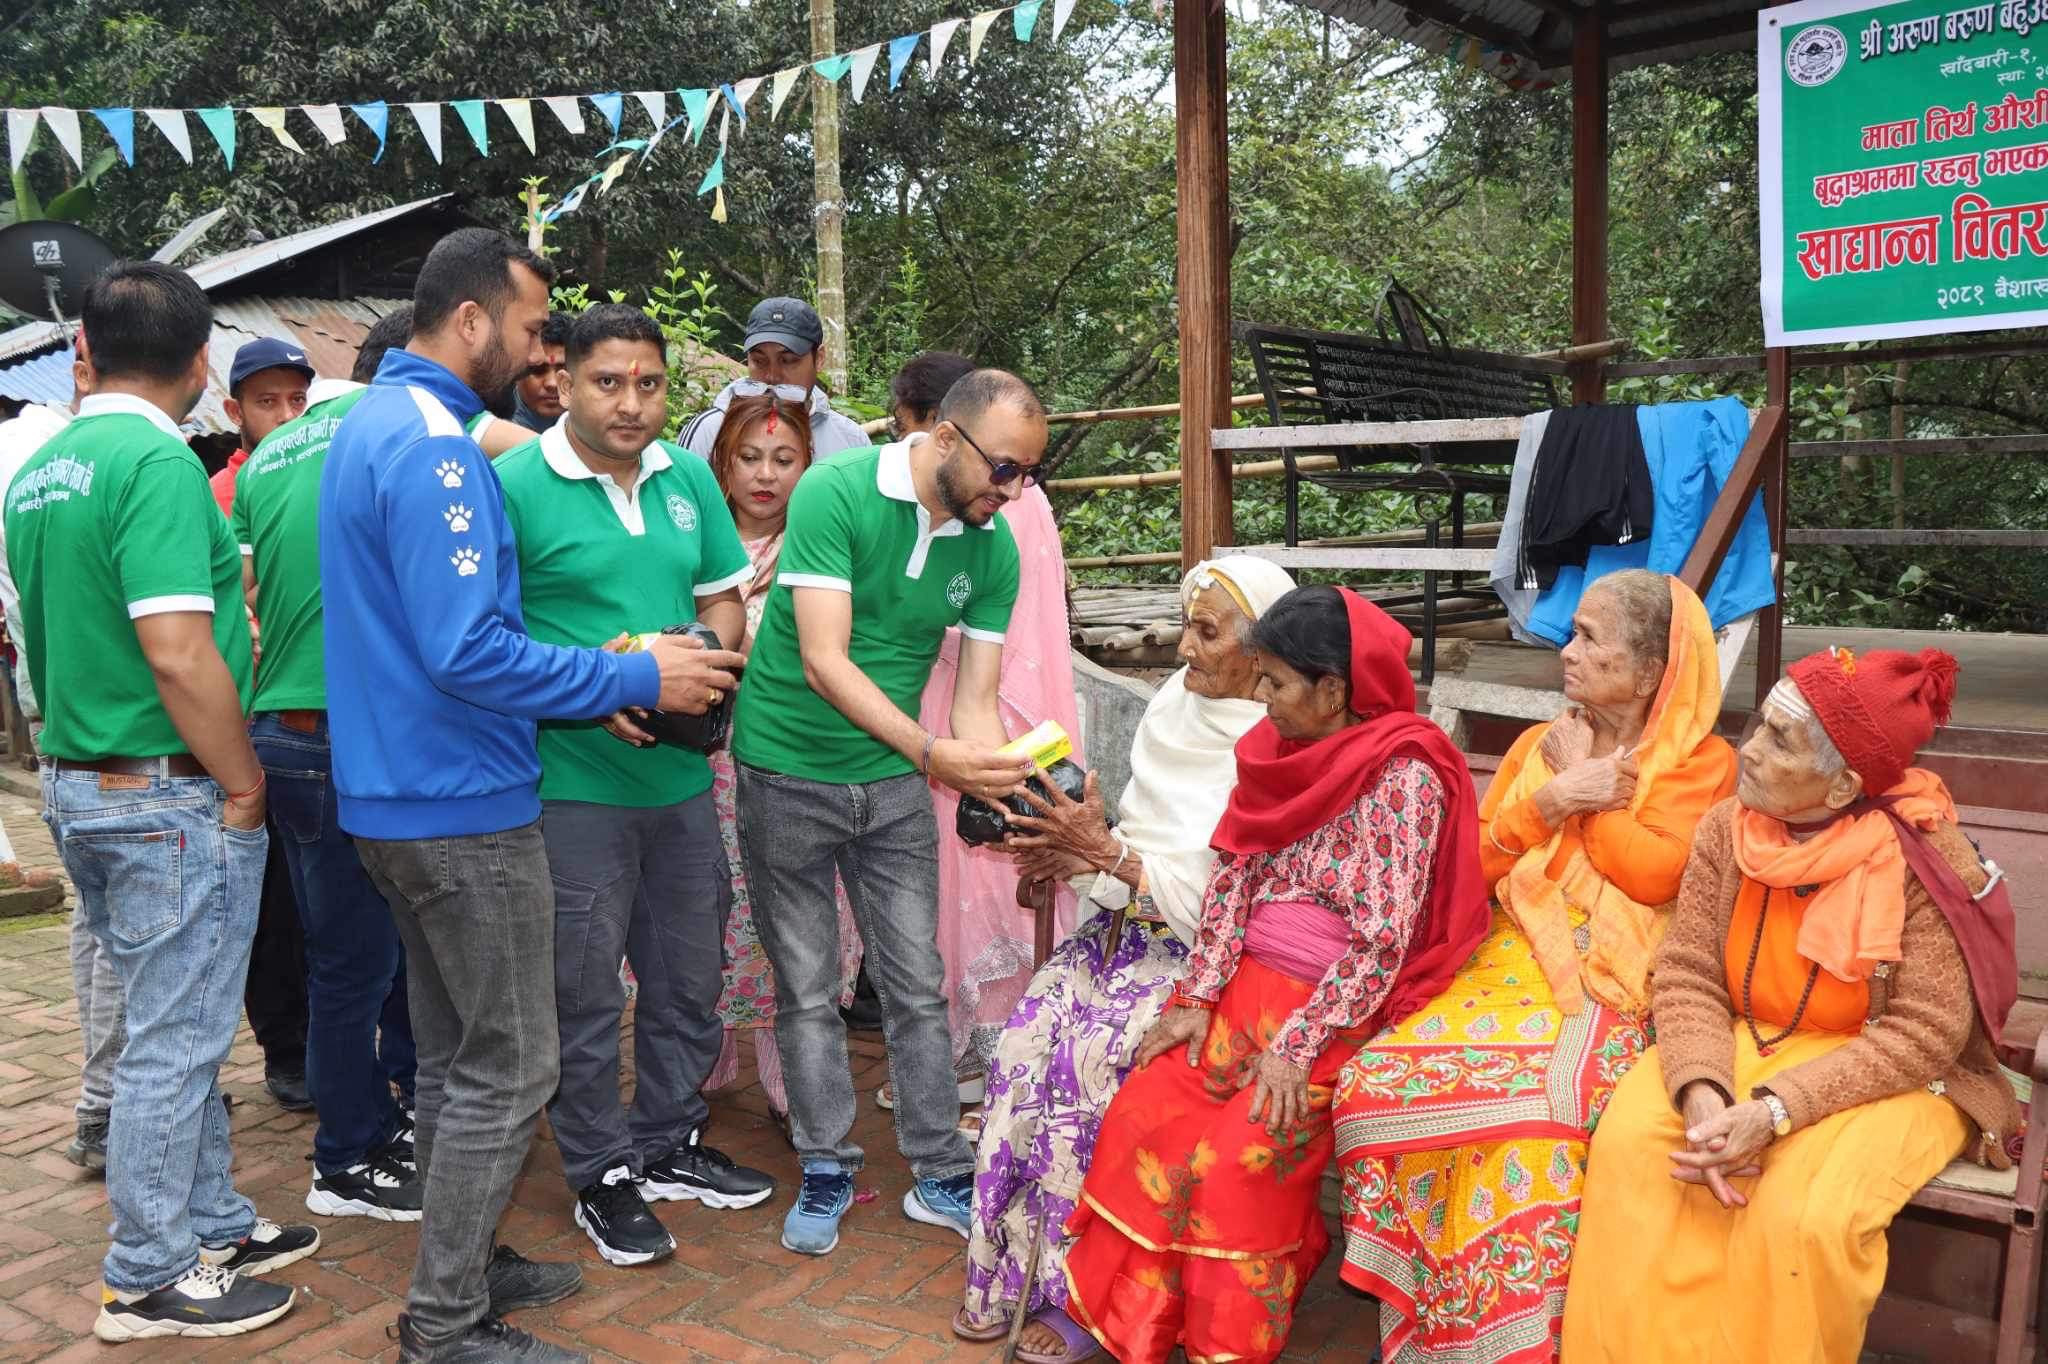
[1211, 589, 1489, 1031]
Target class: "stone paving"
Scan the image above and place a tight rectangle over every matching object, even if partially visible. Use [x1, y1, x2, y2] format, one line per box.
[0, 781, 1379, 1363]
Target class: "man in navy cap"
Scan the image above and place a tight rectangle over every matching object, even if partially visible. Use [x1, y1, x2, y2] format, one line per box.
[679, 296, 867, 459]
[211, 338, 315, 516]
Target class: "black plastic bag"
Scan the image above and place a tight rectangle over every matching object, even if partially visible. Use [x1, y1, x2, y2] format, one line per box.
[955, 757, 1091, 847]
[633, 622, 739, 753]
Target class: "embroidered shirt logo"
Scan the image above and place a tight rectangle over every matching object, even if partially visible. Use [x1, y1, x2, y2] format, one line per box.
[666, 493, 697, 532]
[451, 547, 481, 577]
[946, 572, 972, 608]
[1786, 24, 1847, 87]
[435, 459, 466, 489]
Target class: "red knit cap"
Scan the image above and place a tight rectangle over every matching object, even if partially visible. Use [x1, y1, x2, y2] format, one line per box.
[1784, 646, 1960, 795]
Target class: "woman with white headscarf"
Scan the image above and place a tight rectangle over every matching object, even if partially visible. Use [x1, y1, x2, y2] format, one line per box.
[952, 555, 1296, 1360]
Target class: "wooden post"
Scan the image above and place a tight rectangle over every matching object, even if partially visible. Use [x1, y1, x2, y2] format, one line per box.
[810, 0, 850, 394]
[1569, 8, 1609, 405]
[1176, 0, 1233, 573]
[1757, 345, 1791, 708]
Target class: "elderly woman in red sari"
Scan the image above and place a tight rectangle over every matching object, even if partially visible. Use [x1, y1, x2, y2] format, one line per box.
[1062, 586, 1488, 1364]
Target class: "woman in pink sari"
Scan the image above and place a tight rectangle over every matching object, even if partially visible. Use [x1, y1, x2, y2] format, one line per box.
[881, 353, 1081, 1116]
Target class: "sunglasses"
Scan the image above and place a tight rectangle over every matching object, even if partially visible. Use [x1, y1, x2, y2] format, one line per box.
[731, 380, 809, 403]
[949, 419, 1049, 488]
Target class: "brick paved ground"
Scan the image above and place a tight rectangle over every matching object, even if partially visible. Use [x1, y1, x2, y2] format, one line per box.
[0, 782, 1380, 1363]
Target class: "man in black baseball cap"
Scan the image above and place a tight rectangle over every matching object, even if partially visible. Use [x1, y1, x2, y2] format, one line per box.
[212, 338, 315, 516]
[679, 296, 867, 459]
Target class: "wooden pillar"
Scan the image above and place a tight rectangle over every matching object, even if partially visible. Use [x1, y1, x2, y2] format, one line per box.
[1569, 8, 1609, 405]
[1756, 345, 1790, 708]
[1177, 0, 1232, 572]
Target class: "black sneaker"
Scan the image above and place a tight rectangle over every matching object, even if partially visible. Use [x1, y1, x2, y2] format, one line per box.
[306, 1146, 423, 1221]
[572, 1167, 674, 1267]
[484, 1245, 581, 1315]
[66, 1113, 108, 1173]
[394, 1311, 589, 1362]
[265, 1066, 313, 1113]
[93, 1263, 295, 1342]
[642, 1128, 775, 1210]
[200, 1218, 321, 1276]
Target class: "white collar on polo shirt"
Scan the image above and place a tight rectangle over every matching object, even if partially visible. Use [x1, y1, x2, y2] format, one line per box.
[539, 417, 673, 537]
[77, 393, 184, 439]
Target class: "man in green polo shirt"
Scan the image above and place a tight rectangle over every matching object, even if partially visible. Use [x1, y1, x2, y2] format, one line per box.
[8, 261, 317, 1342]
[731, 368, 1045, 1256]
[496, 304, 774, 1270]
[233, 307, 425, 1226]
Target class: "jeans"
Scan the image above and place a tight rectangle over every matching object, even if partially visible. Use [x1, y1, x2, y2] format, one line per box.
[354, 822, 557, 1344]
[243, 831, 308, 1072]
[68, 900, 125, 1123]
[43, 765, 265, 1293]
[251, 713, 415, 1174]
[735, 764, 970, 1179]
[543, 795, 728, 1190]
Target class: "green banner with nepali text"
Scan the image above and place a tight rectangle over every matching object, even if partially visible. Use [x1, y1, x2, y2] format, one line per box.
[1759, 0, 2048, 343]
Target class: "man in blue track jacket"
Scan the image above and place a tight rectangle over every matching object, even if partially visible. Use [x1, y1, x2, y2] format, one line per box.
[320, 228, 743, 1364]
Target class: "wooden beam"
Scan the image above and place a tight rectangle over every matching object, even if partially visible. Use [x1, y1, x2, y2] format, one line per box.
[1210, 416, 1526, 450]
[1605, 335, 2048, 379]
[1389, 0, 1540, 60]
[1175, 0, 1232, 572]
[1789, 435, 2048, 460]
[1570, 9, 1609, 404]
[1231, 544, 1497, 572]
[1678, 404, 1782, 597]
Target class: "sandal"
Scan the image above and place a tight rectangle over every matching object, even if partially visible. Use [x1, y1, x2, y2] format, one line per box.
[1016, 1306, 1102, 1363]
[957, 1110, 987, 1140]
[951, 1305, 1009, 1344]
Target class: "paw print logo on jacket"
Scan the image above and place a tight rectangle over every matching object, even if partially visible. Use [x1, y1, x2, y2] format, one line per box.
[435, 459, 466, 489]
[451, 547, 482, 577]
[444, 503, 473, 533]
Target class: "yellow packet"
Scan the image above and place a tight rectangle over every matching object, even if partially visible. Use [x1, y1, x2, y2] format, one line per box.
[999, 720, 1073, 771]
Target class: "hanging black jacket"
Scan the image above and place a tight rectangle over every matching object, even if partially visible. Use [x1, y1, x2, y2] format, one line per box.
[1517, 403, 1653, 590]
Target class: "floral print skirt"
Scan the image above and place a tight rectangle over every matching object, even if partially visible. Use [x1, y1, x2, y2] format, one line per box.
[1330, 907, 1648, 1364]
[1064, 956, 1365, 1364]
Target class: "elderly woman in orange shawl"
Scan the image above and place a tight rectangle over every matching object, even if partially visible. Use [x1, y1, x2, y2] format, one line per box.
[1331, 569, 1736, 1364]
[1562, 647, 2019, 1363]
[1061, 586, 1489, 1364]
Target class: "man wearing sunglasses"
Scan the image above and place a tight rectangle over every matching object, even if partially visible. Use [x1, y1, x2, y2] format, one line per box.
[679, 297, 867, 461]
[730, 369, 1048, 1257]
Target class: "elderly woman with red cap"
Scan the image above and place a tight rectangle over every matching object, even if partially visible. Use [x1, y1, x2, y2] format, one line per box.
[1059, 585, 1488, 1364]
[1563, 647, 2019, 1363]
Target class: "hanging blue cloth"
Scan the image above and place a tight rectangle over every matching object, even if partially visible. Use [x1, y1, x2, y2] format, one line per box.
[1523, 396, 1775, 644]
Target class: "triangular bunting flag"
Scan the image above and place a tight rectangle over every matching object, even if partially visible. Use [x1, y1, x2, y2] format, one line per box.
[720, 83, 748, 131]
[711, 186, 728, 224]
[560, 179, 592, 214]
[813, 54, 855, 82]
[888, 33, 920, 89]
[968, 10, 1002, 64]
[769, 67, 802, 120]
[849, 45, 882, 103]
[1052, 0, 1078, 41]
[542, 95, 585, 136]
[6, 110, 36, 173]
[1015, 0, 1043, 41]
[144, 109, 192, 164]
[597, 152, 632, 194]
[250, 107, 305, 154]
[196, 107, 236, 168]
[680, 88, 711, 144]
[716, 103, 730, 149]
[929, 18, 964, 75]
[301, 103, 347, 145]
[731, 77, 763, 122]
[697, 149, 725, 196]
[451, 99, 488, 156]
[590, 92, 624, 136]
[349, 102, 389, 163]
[643, 115, 681, 162]
[499, 98, 538, 153]
[90, 108, 135, 165]
[632, 90, 665, 131]
[406, 102, 443, 163]
[38, 107, 82, 169]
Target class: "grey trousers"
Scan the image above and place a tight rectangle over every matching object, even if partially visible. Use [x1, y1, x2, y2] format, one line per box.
[541, 795, 728, 1192]
[735, 764, 971, 1180]
[70, 904, 126, 1123]
[355, 822, 557, 1345]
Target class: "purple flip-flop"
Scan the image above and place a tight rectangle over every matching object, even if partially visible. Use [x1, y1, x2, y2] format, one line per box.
[1016, 1306, 1102, 1363]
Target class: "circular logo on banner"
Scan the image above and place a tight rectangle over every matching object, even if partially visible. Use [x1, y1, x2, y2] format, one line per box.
[1786, 24, 1848, 87]
[946, 572, 972, 608]
[666, 493, 697, 531]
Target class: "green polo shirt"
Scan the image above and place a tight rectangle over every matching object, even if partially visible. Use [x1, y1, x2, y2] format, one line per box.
[733, 440, 1020, 784]
[498, 427, 750, 807]
[231, 382, 367, 712]
[5, 394, 253, 760]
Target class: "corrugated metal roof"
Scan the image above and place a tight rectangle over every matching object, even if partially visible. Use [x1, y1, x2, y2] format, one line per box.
[0, 349, 76, 409]
[1296, 0, 1762, 84]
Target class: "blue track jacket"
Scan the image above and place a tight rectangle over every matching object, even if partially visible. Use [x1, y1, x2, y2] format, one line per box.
[319, 349, 660, 838]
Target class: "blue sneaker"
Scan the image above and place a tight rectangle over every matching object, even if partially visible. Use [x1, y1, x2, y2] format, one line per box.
[781, 1161, 854, 1256]
[902, 1172, 974, 1239]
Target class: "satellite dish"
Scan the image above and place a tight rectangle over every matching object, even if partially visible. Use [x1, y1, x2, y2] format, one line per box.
[0, 221, 120, 322]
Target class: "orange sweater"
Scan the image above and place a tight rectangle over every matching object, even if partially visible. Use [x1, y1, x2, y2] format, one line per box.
[1477, 722, 1737, 903]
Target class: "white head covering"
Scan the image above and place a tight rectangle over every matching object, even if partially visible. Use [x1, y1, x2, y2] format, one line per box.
[1115, 556, 1295, 944]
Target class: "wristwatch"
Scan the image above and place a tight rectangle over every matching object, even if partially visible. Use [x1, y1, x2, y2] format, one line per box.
[1760, 1091, 1792, 1138]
